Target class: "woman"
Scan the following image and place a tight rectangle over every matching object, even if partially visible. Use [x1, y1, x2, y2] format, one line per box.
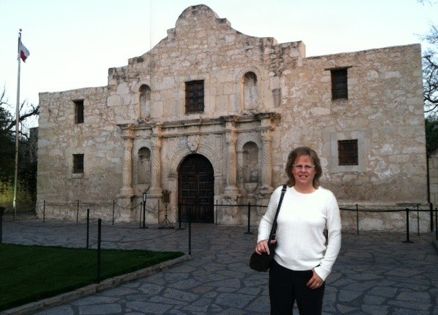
[256, 146, 341, 315]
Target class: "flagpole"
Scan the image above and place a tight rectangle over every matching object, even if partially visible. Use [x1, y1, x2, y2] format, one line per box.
[13, 29, 22, 218]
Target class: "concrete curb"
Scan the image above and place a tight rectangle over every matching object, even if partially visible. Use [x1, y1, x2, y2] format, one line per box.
[1, 254, 191, 315]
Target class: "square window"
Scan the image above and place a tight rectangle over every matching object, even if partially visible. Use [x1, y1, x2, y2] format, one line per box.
[185, 80, 204, 113]
[331, 69, 348, 100]
[73, 154, 84, 174]
[74, 100, 84, 124]
[338, 139, 358, 165]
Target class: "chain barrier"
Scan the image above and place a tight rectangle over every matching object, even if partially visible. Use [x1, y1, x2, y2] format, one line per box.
[1, 204, 437, 284]
[339, 204, 436, 242]
[2, 200, 437, 247]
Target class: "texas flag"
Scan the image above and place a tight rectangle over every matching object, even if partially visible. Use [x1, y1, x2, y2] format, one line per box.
[18, 39, 30, 62]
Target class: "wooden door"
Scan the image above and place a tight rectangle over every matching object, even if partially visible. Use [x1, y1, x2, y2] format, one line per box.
[178, 154, 214, 223]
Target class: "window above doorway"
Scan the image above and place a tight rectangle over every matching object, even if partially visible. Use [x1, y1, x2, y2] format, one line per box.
[185, 80, 204, 114]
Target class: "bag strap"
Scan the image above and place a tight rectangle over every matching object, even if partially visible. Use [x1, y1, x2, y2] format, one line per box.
[268, 184, 287, 241]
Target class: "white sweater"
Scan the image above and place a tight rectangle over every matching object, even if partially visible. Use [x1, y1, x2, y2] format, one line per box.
[258, 185, 342, 281]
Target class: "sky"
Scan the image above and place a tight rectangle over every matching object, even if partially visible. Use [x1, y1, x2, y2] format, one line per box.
[0, 0, 437, 129]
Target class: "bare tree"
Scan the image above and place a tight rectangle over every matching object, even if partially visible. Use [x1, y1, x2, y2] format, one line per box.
[0, 87, 39, 138]
[423, 26, 438, 117]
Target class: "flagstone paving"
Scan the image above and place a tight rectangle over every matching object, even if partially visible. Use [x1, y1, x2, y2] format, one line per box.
[1, 217, 437, 314]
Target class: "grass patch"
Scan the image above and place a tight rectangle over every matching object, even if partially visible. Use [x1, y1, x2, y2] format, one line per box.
[0, 243, 184, 311]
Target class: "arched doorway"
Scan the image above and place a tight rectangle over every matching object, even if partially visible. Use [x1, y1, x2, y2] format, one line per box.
[178, 154, 214, 223]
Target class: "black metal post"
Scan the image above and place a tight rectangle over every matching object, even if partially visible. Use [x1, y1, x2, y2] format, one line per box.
[416, 204, 420, 236]
[177, 203, 183, 230]
[433, 207, 437, 240]
[76, 200, 79, 224]
[403, 208, 413, 243]
[43, 200, 46, 222]
[138, 203, 141, 228]
[215, 201, 218, 225]
[245, 202, 252, 234]
[188, 211, 192, 255]
[97, 218, 102, 283]
[112, 200, 115, 225]
[0, 207, 4, 244]
[142, 200, 147, 229]
[86, 209, 90, 249]
[143, 194, 149, 229]
[426, 152, 432, 231]
[355, 204, 359, 235]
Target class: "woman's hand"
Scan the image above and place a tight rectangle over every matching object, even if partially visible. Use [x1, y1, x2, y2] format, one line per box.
[306, 270, 324, 289]
[255, 240, 276, 255]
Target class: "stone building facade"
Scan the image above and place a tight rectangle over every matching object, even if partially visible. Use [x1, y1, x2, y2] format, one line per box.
[37, 5, 428, 230]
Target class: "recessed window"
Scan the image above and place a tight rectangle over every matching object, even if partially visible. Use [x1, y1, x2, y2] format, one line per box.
[243, 72, 258, 110]
[73, 154, 84, 174]
[74, 100, 84, 124]
[139, 85, 151, 119]
[185, 80, 204, 113]
[338, 139, 358, 165]
[331, 68, 348, 100]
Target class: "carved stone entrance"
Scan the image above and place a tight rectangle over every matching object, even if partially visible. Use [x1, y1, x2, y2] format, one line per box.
[178, 154, 214, 223]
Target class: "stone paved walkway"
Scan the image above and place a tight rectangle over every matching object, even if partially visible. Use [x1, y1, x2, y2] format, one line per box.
[1, 217, 438, 315]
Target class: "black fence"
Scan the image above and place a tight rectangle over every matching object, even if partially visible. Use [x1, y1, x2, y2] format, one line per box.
[35, 199, 161, 228]
[339, 204, 438, 242]
[179, 201, 438, 241]
[1, 202, 437, 284]
[2, 201, 437, 250]
[215, 202, 267, 234]
[7, 199, 438, 240]
[0, 207, 192, 284]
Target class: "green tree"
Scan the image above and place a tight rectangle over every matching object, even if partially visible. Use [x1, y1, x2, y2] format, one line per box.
[0, 88, 39, 210]
[0, 90, 15, 180]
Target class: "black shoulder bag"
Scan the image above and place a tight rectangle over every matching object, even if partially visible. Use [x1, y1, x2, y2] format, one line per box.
[249, 185, 287, 272]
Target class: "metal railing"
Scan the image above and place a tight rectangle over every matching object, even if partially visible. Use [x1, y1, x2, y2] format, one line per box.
[1, 204, 437, 284]
[2, 201, 437, 248]
[179, 201, 438, 242]
[35, 199, 158, 227]
[339, 204, 437, 242]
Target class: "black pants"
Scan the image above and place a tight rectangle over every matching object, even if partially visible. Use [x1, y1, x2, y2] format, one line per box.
[269, 260, 325, 315]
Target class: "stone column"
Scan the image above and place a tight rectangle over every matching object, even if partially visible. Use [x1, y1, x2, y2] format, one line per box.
[149, 124, 162, 197]
[119, 128, 135, 197]
[260, 118, 273, 195]
[224, 118, 239, 197]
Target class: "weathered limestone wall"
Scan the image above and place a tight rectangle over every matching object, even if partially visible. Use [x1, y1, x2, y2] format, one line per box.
[273, 44, 427, 231]
[109, 6, 304, 123]
[37, 87, 127, 220]
[36, 5, 428, 230]
[275, 44, 426, 204]
[104, 5, 303, 224]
